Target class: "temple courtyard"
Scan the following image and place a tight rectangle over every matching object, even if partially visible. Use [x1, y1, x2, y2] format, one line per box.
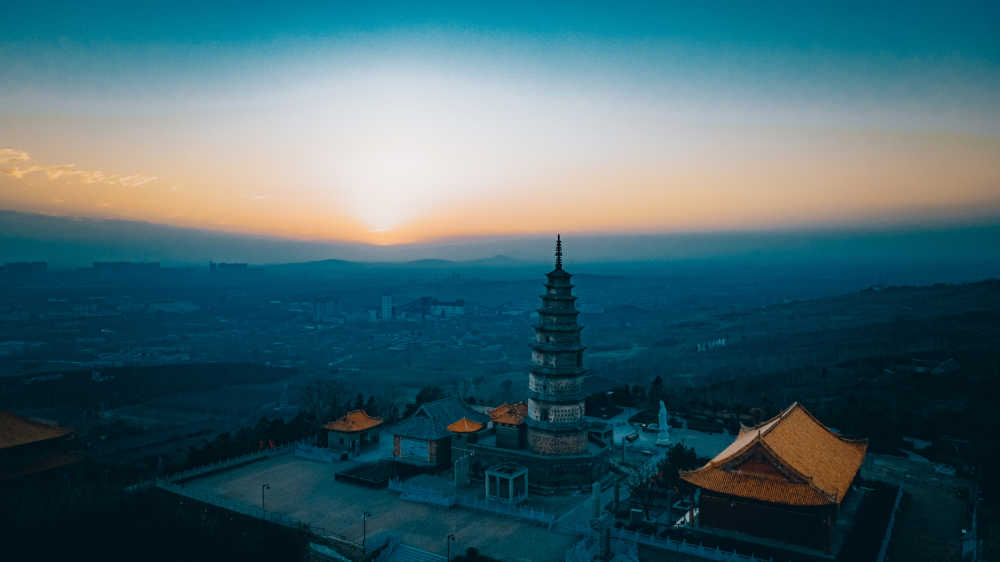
[179, 454, 583, 561]
[169, 415, 973, 562]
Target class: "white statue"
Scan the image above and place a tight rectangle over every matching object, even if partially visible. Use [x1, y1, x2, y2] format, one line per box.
[656, 400, 671, 446]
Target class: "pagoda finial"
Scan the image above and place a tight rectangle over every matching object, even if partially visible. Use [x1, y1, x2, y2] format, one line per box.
[555, 234, 563, 269]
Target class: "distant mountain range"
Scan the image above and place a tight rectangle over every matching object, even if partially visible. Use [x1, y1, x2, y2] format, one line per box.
[265, 254, 524, 270]
[2, 210, 1000, 281]
[0, 210, 555, 267]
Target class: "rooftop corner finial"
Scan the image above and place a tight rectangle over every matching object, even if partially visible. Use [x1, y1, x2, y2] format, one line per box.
[555, 234, 563, 269]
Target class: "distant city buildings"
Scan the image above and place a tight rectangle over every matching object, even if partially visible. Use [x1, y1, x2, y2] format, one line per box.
[381, 295, 393, 321]
[92, 262, 160, 275]
[397, 297, 466, 320]
[209, 261, 248, 273]
[429, 299, 464, 317]
[696, 337, 727, 352]
[311, 298, 342, 323]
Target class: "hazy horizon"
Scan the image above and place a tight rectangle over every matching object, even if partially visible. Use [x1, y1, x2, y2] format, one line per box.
[3, 209, 1000, 280]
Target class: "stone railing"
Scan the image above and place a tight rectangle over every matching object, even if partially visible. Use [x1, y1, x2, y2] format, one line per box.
[876, 485, 904, 562]
[455, 495, 556, 526]
[528, 388, 586, 402]
[157, 480, 360, 551]
[126, 440, 300, 492]
[525, 417, 586, 432]
[388, 478, 556, 526]
[608, 528, 775, 562]
[294, 443, 340, 463]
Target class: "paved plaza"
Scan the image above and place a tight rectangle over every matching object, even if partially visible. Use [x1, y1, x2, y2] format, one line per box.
[183, 454, 580, 561]
[175, 418, 741, 561]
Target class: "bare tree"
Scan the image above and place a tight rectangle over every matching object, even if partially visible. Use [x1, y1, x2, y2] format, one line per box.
[625, 458, 660, 519]
[299, 380, 342, 423]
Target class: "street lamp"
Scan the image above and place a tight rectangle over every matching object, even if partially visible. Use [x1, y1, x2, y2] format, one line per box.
[261, 482, 271, 513]
[446, 534, 455, 561]
[361, 511, 371, 554]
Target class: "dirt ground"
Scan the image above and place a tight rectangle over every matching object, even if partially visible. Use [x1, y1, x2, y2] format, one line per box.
[862, 454, 971, 562]
[183, 454, 581, 561]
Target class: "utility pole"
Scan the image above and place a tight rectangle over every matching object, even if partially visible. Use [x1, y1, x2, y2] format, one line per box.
[261, 482, 270, 513]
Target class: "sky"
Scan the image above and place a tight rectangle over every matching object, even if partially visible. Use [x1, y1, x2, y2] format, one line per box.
[2, 1, 999, 245]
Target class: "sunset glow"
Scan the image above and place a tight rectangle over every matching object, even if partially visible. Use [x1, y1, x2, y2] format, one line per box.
[2, 2, 999, 245]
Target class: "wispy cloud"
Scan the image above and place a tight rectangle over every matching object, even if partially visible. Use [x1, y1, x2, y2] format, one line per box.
[0, 148, 30, 163]
[0, 148, 159, 187]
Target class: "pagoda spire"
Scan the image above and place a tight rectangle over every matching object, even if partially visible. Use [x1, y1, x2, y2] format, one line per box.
[555, 234, 563, 270]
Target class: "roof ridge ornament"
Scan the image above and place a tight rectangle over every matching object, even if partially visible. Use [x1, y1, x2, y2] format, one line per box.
[555, 234, 563, 270]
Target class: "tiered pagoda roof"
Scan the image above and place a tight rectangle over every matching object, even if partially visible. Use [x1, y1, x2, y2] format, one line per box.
[680, 402, 867, 506]
[324, 410, 383, 433]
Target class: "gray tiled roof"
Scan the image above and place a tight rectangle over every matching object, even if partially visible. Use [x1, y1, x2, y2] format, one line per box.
[392, 397, 489, 440]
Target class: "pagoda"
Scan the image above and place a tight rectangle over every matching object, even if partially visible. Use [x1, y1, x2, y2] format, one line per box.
[437, 235, 609, 492]
[526, 235, 588, 455]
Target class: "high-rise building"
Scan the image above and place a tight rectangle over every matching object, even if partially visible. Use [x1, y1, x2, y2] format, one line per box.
[526, 235, 588, 455]
[381, 294, 393, 321]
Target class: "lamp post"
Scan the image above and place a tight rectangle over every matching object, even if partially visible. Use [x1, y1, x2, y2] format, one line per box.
[446, 534, 455, 561]
[361, 511, 371, 554]
[261, 482, 270, 513]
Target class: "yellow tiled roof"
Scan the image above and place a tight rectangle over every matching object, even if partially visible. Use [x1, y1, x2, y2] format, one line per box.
[489, 402, 527, 425]
[446, 417, 485, 433]
[0, 411, 71, 449]
[324, 410, 383, 433]
[681, 402, 867, 506]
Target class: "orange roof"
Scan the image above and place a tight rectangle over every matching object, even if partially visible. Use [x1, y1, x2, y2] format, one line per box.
[446, 417, 485, 433]
[0, 411, 71, 449]
[0, 451, 83, 481]
[489, 402, 528, 425]
[680, 402, 867, 506]
[323, 410, 383, 433]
